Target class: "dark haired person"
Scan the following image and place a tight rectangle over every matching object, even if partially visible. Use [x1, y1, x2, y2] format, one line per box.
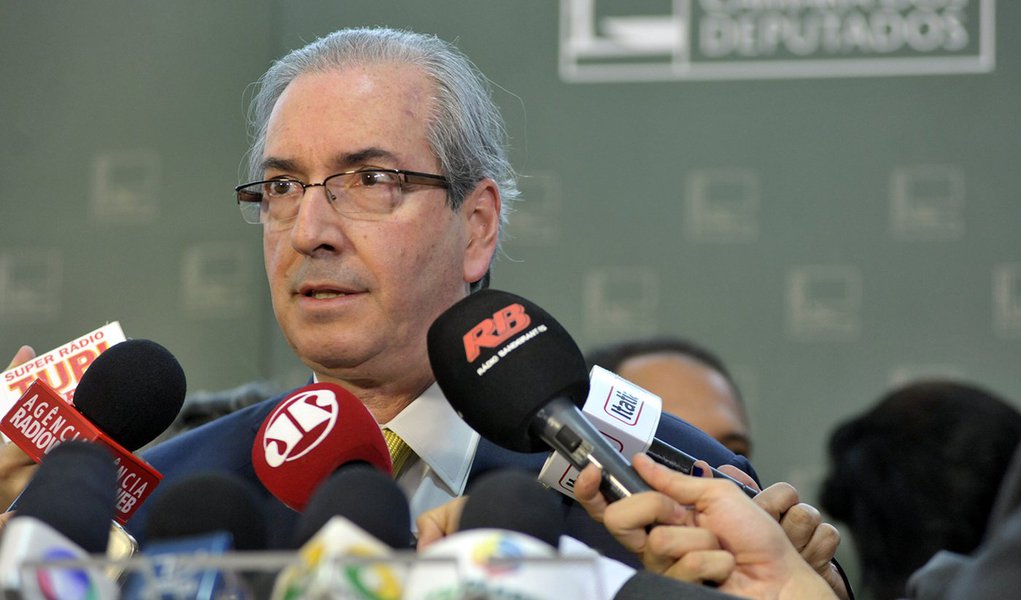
[821, 379, 1021, 600]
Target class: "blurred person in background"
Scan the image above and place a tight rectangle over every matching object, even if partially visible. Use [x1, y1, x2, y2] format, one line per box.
[820, 379, 1021, 600]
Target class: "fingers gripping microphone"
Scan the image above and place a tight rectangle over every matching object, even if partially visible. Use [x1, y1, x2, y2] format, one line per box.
[252, 382, 392, 511]
[427, 289, 650, 501]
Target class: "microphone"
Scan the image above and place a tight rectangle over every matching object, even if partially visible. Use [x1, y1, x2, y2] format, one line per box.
[427, 289, 650, 501]
[0, 440, 119, 599]
[459, 468, 564, 547]
[272, 467, 411, 600]
[541, 365, 758, 499]
[0, 338, 186, 524]
[252, 382, 392, 512]
[408, 468, 598, 600]
[144, 472, 268, 551]
[293, 464, 411, 549]
[613, 571, 743, 600]
[120, 472, 269, 600]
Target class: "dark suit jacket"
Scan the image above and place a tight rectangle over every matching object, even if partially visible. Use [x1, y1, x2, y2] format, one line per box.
[128, 388, 759, 567]
[906, 442, 1021, 599]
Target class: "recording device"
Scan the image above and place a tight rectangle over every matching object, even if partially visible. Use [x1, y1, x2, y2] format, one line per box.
[121, 472, 269, 600]
[542, 365, 759, 499]
[251, 382, 392, 511]
[0, 338, 186, 524]
[407, 468, 599, 600]
[0, 440, 119, 599]
[272, 467, 411, 600]
[427, 289, 651, 501]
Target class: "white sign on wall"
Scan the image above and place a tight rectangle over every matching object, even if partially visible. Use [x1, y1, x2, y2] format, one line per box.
[560, 0, 995, 82]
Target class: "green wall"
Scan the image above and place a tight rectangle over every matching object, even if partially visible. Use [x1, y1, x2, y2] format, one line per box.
[2, 2, 1018, 577]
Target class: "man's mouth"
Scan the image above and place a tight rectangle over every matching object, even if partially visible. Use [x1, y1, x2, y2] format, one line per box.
[307, 290, 347, 299]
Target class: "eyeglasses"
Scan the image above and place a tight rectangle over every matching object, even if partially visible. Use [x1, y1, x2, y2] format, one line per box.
[235, 168, 450, 225]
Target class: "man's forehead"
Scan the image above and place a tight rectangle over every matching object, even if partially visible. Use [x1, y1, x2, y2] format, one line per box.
[261, 68, 439, 171]
[259, 147, 402, 173]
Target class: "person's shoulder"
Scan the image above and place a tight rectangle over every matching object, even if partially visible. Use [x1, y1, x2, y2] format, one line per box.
[141, 393, 285, 469]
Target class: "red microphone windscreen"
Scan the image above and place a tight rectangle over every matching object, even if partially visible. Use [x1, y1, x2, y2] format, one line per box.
[252, 383, 391, 511]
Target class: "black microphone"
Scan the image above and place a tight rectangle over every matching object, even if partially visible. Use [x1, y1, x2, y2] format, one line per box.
[614, 571, 743, 599]
[427, 289, 650, 501]
[293, 464, 411, 549]
[460, 469, 565, 548]
[13, 440, 118, 553]
[0, 441, 119, 598]
[413, 468, 582, 599]
[271, 467, 411, 599]
[123, 473, 269, 600]
[144, 472, 268, 551]
[72, 338, 187, 452]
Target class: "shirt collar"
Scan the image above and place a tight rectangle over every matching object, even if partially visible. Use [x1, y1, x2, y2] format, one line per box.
[384, 382, 479, 494]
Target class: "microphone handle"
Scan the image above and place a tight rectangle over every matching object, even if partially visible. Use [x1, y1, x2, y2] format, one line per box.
[531, 397, 651, 501]
[647, 438, 759, 499]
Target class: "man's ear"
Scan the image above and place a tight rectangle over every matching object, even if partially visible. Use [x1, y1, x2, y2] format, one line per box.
[461, 179, 501, 286]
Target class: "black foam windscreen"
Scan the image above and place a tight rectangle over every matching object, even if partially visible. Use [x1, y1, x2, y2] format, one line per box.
[15, 440, 117, 553]
[426, 289, 589, 452]
[459, 469, 564, 549]
[144, 472, 268, 551]
[613, 571, 738, 599]
[293, 464, 411, 550]
[73, 338, 187, 451]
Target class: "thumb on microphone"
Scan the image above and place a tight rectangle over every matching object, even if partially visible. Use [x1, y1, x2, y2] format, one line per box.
[4, 345, 35, 371]
[415, 495, 467, 551]
[0, 442, 36, 511]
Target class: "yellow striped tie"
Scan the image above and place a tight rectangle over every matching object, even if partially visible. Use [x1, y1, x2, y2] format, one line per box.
[382, 428, 413, 478]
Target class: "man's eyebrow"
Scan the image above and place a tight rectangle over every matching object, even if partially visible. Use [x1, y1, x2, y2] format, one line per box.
[332, 147, 399, 168]
[259, 157, 299, 173]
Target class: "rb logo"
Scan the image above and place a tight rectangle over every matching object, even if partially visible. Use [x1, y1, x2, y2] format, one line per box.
[462, 303, 531, 362]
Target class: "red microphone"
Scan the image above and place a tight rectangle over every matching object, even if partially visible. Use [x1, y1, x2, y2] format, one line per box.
[252, 383, 391, 511]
